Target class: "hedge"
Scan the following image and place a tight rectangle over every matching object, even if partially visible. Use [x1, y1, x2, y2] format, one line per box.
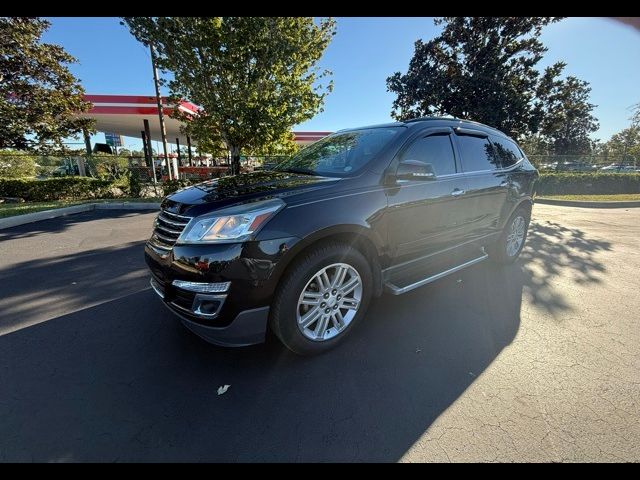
[536, 173, 640, 196]
[0, 177, 121, 202]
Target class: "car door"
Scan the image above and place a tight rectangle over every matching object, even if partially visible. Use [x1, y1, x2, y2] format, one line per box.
[452, 128, 509, 241]
[385, 128, 470, 262]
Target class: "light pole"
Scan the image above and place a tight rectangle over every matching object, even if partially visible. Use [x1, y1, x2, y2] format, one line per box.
[149, 43, 174, 180]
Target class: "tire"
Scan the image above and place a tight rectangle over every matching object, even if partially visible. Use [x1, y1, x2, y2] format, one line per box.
[270, 242, 373, 355]
[488, 206, 531, 264]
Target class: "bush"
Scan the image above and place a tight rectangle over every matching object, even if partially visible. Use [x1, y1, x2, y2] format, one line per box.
[0, 152, 37, 178]
[85, 155, 130, 180]
[0, 177, 121, 201]
[536, 173, 640, 196]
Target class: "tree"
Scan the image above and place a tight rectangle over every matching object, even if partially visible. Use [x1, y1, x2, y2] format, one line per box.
[535, 63, 599, 155]
[0, 17, 94, 151]
[602, 126, 640, 161]
[387, 17, 564, 139]
[630, 102, 640, 128]
[122, 17, 335, 174]
[248, 131, 299, 157]
[0, 150, 36, 178]
[518, 134, 551, 156]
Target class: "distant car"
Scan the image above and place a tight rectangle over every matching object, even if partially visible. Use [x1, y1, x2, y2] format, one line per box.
[145, 117, 538, 355]
[600, 164, 638, 173]
[51, 164, 79, 176]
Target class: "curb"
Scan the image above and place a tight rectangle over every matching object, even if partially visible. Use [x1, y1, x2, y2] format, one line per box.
[536, 198, 640, 208]
[0, 202, 160, 230]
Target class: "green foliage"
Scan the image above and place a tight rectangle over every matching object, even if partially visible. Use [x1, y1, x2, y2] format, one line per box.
[536, 173, 640, 196]
[0, 177, 123, 202]
[0, 151, 37, 178]
[85, 155, 130, 180]
[601, 126, 640, 160]
[122, 17, 336, 174]
[248, 131, 299, 156]
[0, 17, 94, 151]
[631, 102, 640, 128]
[535, 64, 599, 155]
[387, 17, 564, 139]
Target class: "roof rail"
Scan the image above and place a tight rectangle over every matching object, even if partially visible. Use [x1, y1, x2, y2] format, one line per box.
[404, 115, 461, 123]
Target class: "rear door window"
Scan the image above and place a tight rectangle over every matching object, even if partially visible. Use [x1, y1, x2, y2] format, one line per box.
[455, 134, 500, 172]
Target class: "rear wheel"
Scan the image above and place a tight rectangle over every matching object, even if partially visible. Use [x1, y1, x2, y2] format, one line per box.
[489, 206, 531, 264]
[270, 243, 372, 355]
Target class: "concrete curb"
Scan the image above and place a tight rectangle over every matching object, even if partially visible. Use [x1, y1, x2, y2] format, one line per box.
[94, 202, 161, 210]
[536, 198, 640, 209]
[0, 202, 160, 230]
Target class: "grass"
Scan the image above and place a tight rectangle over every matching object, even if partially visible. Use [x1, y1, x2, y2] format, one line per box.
[538, 194, 640, 202]
[0, 197, 162, 219]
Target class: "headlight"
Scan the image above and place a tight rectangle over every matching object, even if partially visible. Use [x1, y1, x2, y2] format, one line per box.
[177, 198, 284, 244]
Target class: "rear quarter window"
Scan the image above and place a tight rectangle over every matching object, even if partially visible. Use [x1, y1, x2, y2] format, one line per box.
[490, 135, 523, 168]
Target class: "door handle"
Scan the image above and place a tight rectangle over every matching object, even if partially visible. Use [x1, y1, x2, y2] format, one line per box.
[451, 188, 466, 197]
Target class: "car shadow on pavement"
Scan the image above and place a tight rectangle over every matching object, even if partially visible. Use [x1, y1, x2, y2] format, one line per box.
[0, 219, 610, 462]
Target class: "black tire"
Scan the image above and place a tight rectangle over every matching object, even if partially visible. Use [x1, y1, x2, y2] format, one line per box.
[488, 206, 531, 264]
[270, 242, 373, 355]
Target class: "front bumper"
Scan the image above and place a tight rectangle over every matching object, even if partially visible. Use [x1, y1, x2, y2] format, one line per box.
[145, 235, 300, 347]
[150, 277, 269, 346]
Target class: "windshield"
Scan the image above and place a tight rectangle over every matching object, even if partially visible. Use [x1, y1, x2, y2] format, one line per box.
[275, 127, 403, 177]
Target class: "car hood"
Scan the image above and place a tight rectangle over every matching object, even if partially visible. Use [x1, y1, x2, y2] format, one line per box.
[162, 170, 340, 216]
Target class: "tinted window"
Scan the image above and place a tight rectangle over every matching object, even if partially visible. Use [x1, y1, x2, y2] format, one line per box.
[490, 135, 522, 168]
[275, 127, 403, 177]
[400, 134, 456, 176]
[456, 135, 500, 172]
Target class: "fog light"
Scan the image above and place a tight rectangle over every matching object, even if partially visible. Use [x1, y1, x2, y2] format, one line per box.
[192, 293, 225, 318]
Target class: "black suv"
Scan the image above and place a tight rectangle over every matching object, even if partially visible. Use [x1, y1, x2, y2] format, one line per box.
[145, 118, 538, 355]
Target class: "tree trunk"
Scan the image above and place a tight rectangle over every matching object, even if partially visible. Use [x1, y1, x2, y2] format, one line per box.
[230, 145, 241, 175]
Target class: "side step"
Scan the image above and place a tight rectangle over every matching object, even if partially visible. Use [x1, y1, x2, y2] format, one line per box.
[383, 248, 488, 295]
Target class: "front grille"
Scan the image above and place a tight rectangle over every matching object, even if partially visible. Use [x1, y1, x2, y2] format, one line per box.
[149, 208, 192, 251]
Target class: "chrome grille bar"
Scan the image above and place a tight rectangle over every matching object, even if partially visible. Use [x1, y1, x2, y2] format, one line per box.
[150, 207, 192, 250]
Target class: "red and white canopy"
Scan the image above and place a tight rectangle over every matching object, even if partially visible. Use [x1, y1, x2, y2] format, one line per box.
[80, 94, 198, 144]
[79, 94, 331, 147]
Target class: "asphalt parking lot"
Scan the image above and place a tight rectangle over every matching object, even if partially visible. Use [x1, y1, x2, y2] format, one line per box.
[0, 204, 638, 462]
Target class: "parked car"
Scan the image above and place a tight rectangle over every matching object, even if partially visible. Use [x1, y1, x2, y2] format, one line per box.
[600, 164, 638, 173]
[145, 118, 538, 355]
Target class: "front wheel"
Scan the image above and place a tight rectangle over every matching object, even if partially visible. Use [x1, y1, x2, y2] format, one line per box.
[489, 207, 531, 264]
[270, 243, 373, 355]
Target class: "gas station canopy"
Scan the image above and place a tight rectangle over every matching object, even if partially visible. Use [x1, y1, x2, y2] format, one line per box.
[81, 94, 198, 144]
[80, 94, 331, 147]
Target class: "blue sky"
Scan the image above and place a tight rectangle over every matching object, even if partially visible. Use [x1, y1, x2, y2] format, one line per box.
[43, 17, 640, 150]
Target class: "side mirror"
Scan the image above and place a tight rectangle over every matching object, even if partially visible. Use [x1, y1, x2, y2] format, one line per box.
[396, 159, 436, 181]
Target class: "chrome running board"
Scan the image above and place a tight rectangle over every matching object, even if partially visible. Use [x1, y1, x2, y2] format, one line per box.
[384, 251, 488, 295]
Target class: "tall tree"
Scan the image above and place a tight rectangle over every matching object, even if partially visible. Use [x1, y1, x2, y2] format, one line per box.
[535, 63, 599, 155]
[602, 126, 640, 160]
[630, 102, 640, 128]
[387, 17, 564, 139]
[0, 17, 93, 151]
[122, 17, 335, 174]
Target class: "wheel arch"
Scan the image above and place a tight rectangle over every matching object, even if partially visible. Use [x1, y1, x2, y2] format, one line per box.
[275, 225, 385, 297]
[501, 197, 533, 230]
